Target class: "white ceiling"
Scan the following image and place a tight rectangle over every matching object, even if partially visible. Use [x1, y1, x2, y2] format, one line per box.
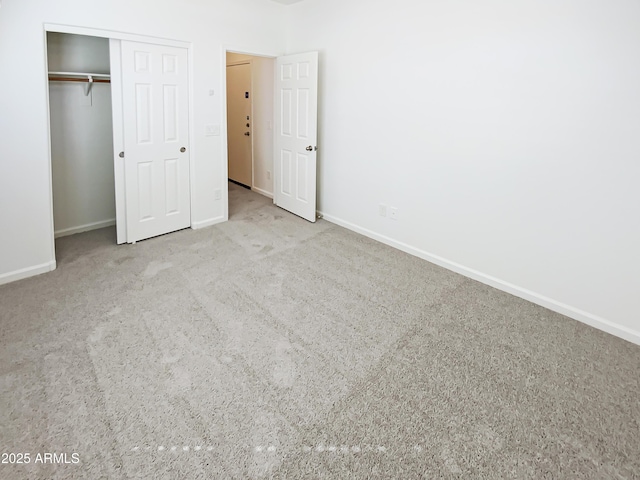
[270, 0, 305, 4]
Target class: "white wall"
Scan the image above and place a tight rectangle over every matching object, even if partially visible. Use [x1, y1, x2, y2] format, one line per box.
[48, 33, 116, 237]
[0, 0, 286, 284]
[226, 52, 275, 197]
[287, 0, 640, 343]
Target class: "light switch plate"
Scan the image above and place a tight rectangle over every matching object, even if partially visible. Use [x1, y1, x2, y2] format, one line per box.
[205, 124, 221, 136]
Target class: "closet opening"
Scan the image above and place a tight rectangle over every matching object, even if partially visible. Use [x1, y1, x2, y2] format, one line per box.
[46, 32, 117, 252]
[46, 25, 195, 256]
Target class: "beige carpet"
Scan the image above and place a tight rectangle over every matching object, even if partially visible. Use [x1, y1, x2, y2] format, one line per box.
[0, 182, 638, 479]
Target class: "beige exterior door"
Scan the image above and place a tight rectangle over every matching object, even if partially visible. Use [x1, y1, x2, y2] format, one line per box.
[227, 63, 252, 187]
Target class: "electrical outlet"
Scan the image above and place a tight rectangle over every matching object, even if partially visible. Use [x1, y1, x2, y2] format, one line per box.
[214, 189, 221, 200]
[379, 204, 387, 217]
[267, 171, 271, 180]
[390, 207, 398, 220]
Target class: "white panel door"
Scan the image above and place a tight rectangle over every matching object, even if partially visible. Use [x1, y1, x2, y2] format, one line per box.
[121, 41, 190, 243]
[274, 52, 318, 223]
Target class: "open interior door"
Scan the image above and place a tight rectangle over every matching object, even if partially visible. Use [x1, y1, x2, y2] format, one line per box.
[120, 41, 191, 243]
[274, 52, 318, 223]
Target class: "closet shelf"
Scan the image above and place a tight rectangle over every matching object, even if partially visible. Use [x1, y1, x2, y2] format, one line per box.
[48, 72, 111, 96]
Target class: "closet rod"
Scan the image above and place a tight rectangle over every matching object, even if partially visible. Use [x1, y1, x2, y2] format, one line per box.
[48, 73, 111, 95]
[48, 77, 111, 83]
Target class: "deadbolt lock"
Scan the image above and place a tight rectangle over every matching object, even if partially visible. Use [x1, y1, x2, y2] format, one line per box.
[180, 147, 186, 153]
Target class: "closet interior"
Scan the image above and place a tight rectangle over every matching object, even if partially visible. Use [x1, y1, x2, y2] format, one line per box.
[47, 32, 116, 239]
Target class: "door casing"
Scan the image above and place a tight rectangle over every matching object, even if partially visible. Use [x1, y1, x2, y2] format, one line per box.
[222, 47, 280, 221]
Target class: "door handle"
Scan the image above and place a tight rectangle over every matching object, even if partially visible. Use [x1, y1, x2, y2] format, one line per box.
[119, 151, 124, 158]
[244, 132, 250, 136]
[180, 147, 186, 153]
[306, 146, 314, 151]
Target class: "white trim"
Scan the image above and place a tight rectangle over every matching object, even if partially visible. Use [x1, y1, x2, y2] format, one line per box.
[0, 261, 57, 286]
[221, 46, 231, 224]
[44, 24, 190, 48]
[249, 60, 255, 190]
[43, 28, 57, 273]
[225, 45, 282, 59]
[187, 39, 196, 232]
[54, 219, 116, 238]
[109, 39, 127, 244]
[251, 186, 273, 199]
[319, 211, 640, 346]
[192, 216, 226, 230]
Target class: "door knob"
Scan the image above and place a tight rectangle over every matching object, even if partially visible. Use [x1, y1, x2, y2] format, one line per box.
[244, 132, 250, 136]
[119, 151, 124, 158]
[180, 147, 186, 153]
[306, 146, 313, 151]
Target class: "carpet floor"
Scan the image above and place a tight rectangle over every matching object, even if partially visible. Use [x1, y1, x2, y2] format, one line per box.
[0, 182, 639, 479]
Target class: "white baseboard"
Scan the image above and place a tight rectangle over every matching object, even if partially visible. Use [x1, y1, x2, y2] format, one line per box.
[252, 186, 274, 199]
[0, 260, 56, 286]
[192, 216, 226, 230]
[319, 211, 640, 346]
[55, 219, 116, 238]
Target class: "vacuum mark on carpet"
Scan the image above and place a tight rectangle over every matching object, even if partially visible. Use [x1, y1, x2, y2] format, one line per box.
[273, 341, 296, 388]
[161, 349, 182, 364]
[143, 261, 174, 277]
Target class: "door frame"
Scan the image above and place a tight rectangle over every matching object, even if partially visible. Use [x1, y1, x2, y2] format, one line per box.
[43, 24, 195, 250]
[221, 45, 279, 221]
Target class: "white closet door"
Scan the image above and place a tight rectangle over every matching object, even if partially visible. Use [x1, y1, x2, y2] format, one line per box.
[121, 41, 191, 243]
